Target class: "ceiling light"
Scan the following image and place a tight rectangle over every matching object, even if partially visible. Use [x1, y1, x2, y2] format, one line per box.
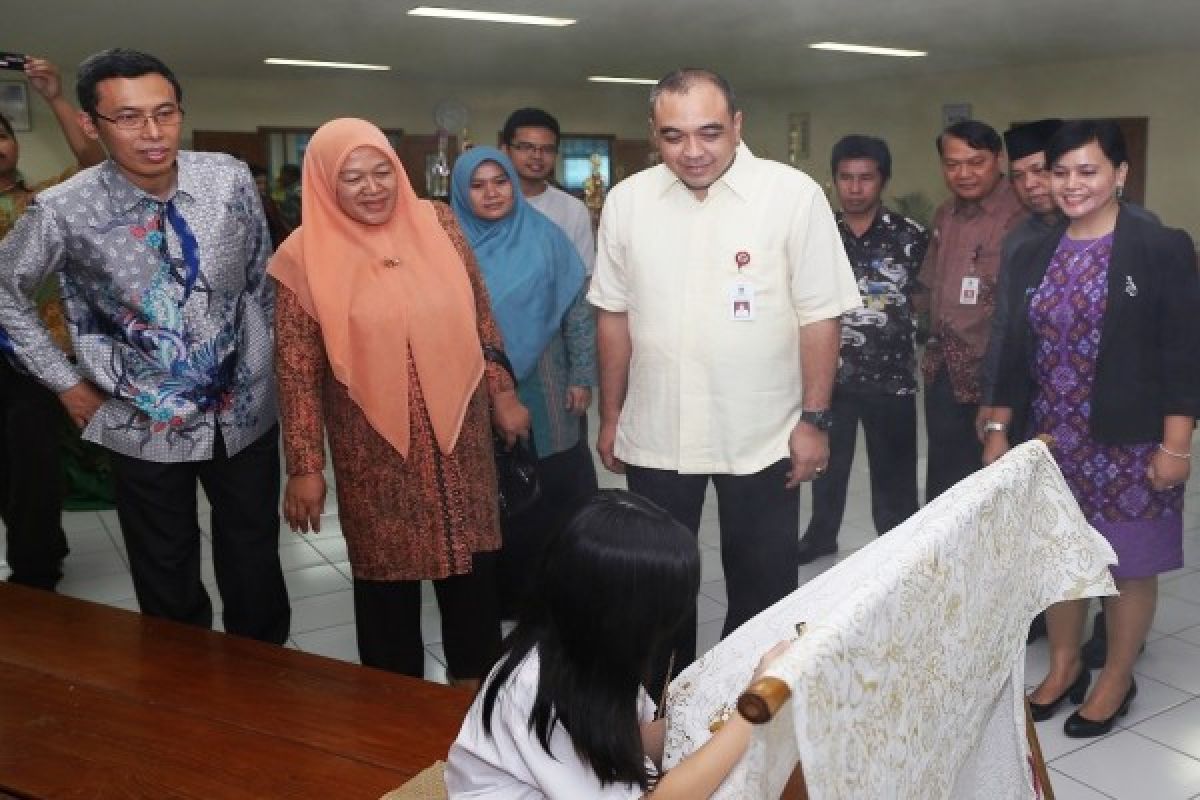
[587, 76, 658, 85]
[407, 7, 576, 26]
[265, 58, 391, 71]
[809, 42, 927, 58]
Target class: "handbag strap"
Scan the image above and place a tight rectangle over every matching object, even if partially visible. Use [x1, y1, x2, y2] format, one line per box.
[482, 345, 517, 386]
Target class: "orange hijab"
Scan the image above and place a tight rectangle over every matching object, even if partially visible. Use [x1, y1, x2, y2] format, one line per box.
[268, 118, 484, 457]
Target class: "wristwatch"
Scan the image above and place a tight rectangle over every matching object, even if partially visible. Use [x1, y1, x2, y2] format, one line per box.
[799, 409, 834, 433]
[983, 421, 1008, 434]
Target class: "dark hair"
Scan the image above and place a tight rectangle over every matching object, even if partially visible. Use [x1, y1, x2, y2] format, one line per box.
[831, 134, 892, 182]
[936, 119, 1002, 156]
[1045, 119, 1128, 169]
[650, 67, 738, 116]
[0, 112, 13, 138]
[76, 48, 182, 116]
[482, 490, 701, 789]
[501, 108, 561, 146]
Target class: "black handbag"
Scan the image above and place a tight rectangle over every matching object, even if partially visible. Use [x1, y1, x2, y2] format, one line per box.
[483, 346, 541, 518]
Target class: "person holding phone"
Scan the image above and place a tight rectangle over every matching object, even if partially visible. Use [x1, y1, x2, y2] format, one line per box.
[0, 56, 105, 590]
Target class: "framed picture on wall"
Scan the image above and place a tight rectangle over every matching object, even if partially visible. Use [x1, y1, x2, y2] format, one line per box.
[0, 81, 31, 132]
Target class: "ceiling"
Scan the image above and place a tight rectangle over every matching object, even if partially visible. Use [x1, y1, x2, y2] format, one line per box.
[13, 0, 1200, 91]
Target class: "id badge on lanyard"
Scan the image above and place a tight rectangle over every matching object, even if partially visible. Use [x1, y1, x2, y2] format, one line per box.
[960, 244, 982, 305]
[729, 249, 755, 321]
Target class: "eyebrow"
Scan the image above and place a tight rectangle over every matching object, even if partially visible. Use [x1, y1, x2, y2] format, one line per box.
[657, 122, 726, 137]
[109, 102, 178, 113]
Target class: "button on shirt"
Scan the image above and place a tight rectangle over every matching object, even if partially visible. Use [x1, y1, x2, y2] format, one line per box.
[835, 208, 928, 396]
[0, 153, 277, 463]
[917, 178, 1024, 403]
[588, 145, 861, 475]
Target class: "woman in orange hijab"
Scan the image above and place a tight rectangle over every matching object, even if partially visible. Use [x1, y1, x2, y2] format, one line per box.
[269, 118, 529, 685]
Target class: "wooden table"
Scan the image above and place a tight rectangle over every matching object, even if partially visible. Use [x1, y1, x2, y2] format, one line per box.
[0, 583, 473, 799]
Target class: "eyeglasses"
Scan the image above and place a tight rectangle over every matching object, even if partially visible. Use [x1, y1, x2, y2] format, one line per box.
[510, 142, 558, 156]
[94, 105, 185, 131]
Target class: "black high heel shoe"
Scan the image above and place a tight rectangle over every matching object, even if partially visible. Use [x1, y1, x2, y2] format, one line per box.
[1028, 668, 1091, 722]
[1064, 680, 1137, 738]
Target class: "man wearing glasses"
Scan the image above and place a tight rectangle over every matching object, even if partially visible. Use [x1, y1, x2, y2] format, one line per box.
[0, 49, 289, 643]
[495, 107, 599, 616]
[500, 108, 595, 276]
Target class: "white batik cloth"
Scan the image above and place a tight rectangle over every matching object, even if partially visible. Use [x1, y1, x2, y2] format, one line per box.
[664, 439, 1117, 799]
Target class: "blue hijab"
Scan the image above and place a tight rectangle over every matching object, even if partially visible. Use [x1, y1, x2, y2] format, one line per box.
[450, 147, 585, 381]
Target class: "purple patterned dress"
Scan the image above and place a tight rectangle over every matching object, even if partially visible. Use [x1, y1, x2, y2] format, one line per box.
[1028, 233, 1183, 579]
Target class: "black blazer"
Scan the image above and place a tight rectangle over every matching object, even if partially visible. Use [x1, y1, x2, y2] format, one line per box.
[993, 205, 1200, 444]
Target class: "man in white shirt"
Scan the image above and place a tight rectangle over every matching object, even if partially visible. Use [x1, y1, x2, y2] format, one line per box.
[588, 68, 860, 691]
[500, 108, 595, 275]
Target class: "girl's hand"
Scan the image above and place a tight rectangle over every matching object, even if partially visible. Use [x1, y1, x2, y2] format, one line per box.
[751, 640, 795, 682]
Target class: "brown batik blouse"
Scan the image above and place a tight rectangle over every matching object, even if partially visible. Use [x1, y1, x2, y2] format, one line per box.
[274, 203, 513, 581]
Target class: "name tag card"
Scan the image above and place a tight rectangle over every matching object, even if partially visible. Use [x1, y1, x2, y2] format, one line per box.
[729, 282, 755, 321]
[960, 276, 980, 305]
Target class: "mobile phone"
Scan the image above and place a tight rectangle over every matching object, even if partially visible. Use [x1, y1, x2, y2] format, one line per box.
[0, 52, 28, 71]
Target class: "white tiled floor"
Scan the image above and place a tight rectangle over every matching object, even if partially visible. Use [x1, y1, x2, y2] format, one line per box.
[4, 413, 1200, 798]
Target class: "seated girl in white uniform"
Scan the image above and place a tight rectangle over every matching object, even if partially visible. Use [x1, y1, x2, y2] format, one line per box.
[446, 489, 787, 799]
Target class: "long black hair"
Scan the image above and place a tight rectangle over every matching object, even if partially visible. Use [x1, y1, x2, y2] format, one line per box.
[481, 489, 701, 789]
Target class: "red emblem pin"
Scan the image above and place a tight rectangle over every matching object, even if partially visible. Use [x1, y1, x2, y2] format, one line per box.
[735, 251, 751, 268]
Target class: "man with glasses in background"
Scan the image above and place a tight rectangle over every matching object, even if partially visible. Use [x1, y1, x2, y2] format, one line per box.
[500, 108, 595, 276]
[0, 49, 289, 643]
[496, 107, 599, 616]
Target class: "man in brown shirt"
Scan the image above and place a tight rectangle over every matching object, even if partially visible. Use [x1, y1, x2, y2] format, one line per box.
[917, 120, 1024, 501]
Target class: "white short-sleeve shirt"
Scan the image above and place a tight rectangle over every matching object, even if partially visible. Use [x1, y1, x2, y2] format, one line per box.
[527, 184, 596, 276]
[446, 651, 656, 800]
[587, 145, 861, 475]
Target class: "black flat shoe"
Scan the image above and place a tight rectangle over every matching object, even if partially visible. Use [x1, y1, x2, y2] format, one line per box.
[1063, 680, 1137, 738]
[1029, 667, 1091, 722]
[796, 538, 838, 565]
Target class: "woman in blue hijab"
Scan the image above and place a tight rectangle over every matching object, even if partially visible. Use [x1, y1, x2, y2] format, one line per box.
[451, 146, 597, 617]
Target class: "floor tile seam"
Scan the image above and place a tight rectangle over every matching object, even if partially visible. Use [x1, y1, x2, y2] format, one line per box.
[1046, 766, 1116, 799]
[1116, 691, 1196, 731]
[1130, 664, 1200, 696]
[290, 617, 358, 636]
[1159, 589, 1200, 608]
[278, 584, 354, 602]
[1045, 728, 1113, 763]
[1123, 726, 1200, 766]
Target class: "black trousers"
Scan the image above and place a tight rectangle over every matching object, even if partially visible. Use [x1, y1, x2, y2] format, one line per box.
[353, 551, 502, 680]
[924, 368, 983, 502]
[804, 391, 919, 546]
[626, 459, 799, 697]
[498, 436, 598, 617]
[0, 360, 69, 588]
[108, 425, 290, 644]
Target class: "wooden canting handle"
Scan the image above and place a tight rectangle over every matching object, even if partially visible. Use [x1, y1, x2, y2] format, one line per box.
[737, 676, 793, 725]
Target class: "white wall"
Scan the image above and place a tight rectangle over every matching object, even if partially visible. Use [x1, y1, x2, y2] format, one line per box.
[740, 50, 1200, 235]
[16, 49, 1200, 234]
[16, 71, 653, 184]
